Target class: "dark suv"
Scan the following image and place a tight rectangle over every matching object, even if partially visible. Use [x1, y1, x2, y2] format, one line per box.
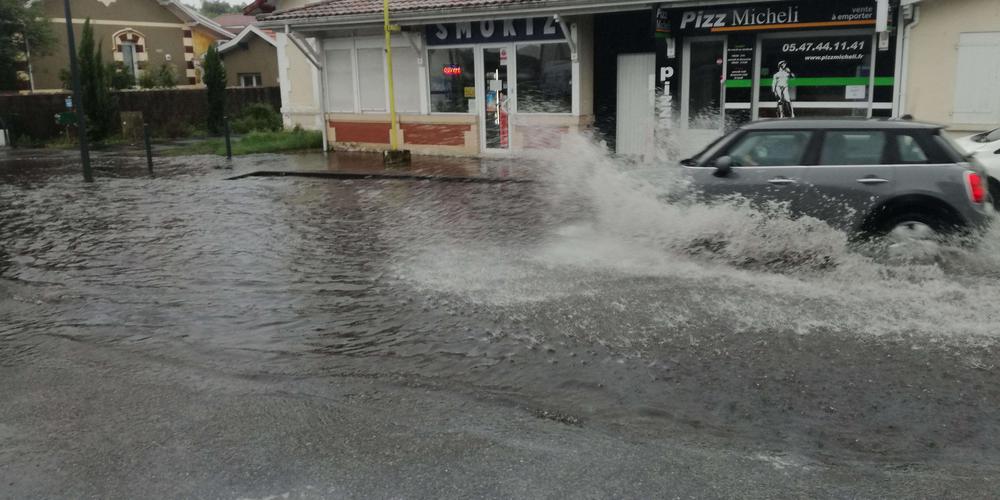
[681, 119, 993, 241]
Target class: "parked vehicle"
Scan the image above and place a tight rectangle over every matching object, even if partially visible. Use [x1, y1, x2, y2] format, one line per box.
[681, 119, 993, 243]
[954, 127, 1000, 209]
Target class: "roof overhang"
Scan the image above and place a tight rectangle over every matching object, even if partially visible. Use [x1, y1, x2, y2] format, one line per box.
[256, 0, 788, 33]
[158, 0, 235, 39]
[244, 0, 277, 15]
[218, 25, 278, 53]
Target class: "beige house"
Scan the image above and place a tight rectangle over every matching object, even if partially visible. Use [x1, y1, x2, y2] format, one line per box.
[23, 0, 233, 92]
[244, 0, 322, 130]
[899, 0, 1000, 131]
[217, 25, 279, 88]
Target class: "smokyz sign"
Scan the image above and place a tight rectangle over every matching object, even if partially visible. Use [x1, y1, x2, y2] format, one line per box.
[425, 18, 565, 45]
[671, 0, 877, 34]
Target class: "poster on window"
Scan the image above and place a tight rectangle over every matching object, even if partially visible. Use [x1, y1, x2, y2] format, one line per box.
[759, 35, 872, 109]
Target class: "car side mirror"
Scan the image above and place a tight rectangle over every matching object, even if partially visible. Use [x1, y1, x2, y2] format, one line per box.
[713, 155, 733, 177]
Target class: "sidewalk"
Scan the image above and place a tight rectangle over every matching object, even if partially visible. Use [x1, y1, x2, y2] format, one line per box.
[228, 150, 538, 183]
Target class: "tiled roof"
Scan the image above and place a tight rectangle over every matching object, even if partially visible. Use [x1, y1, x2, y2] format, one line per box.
[214, 14, 259, 28]
[243, 0, 277, 15]
[264, 0, 555, 22]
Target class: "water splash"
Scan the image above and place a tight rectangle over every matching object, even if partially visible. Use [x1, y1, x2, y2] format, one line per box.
[397, 125, 1000, 346]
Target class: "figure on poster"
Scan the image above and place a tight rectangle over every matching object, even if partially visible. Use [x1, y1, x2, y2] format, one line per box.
[772, 60, 795, 118]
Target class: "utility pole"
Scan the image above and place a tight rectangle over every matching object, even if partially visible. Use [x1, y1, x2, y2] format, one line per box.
[382, 0, 410, 166]
[63, 0, 93, 182]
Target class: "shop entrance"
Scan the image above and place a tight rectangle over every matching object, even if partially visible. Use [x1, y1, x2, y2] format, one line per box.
[681, 37, 726, 144]
[479, 45, 512, 152]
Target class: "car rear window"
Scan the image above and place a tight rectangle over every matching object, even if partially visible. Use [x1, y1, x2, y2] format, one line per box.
[896, 134, 930, 163]
[975, 128, 1000, 143]
[820, 131, 886, 165]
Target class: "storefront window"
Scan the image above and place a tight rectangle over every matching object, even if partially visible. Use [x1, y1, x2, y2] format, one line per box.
[516, 43, 572, 113]
[757, 35, 873, 118]
[428, 48, 476, 113]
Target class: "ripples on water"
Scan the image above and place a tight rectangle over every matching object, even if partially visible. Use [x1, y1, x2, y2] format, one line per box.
[2, 144, 1000, 463]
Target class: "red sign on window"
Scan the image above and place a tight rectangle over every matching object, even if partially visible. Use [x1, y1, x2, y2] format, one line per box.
[442, 65, 463, 76]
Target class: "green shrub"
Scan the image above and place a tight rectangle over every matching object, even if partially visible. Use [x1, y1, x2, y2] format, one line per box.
[167, 128, 322, 156]
[108, 62, 135, 90]
[138, 69, 157, 89]
[156, 63, 177, 88]
[58, 68, 71, 90]
[231, 103, 282, 134]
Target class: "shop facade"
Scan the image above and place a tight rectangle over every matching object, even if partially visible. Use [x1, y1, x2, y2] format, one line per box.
[261, 0, 898, 156]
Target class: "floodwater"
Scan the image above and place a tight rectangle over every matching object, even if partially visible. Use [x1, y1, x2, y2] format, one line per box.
[3, 142, 1000, 497]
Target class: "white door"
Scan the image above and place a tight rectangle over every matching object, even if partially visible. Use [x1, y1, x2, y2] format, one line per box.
[616, 52, 656, 158]
[953, 32, 1000, 125]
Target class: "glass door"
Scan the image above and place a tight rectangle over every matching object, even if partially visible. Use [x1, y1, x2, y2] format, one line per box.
[682, 38, 726, 140]
[121, 42, 138, 79]
[480, 45, 512, 151]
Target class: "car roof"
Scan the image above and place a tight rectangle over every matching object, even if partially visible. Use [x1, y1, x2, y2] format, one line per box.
[741, 118, 942, 131]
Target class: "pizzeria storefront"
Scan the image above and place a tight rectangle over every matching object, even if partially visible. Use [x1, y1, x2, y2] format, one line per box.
[652, 0, 898, 148]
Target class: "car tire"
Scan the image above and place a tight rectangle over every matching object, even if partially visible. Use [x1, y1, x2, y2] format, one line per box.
[871, 210, 962, 243]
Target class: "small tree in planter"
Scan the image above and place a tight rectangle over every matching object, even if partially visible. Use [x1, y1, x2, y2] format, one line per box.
[203, 45, 226, 135]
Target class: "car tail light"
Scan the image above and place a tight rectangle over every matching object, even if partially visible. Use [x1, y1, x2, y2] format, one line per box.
[966, 171, 986, 204]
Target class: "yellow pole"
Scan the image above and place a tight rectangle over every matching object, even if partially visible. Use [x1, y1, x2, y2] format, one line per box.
[383, 0, 400, 150]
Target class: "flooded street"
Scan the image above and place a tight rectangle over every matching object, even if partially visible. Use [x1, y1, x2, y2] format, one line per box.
[2, 147, 1000, 498]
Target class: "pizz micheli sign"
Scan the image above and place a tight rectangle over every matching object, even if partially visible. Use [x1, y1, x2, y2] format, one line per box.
[670, 0, 877, 34]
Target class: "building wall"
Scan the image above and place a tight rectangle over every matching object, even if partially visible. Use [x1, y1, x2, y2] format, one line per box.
[32, 0, 203, 90]
[32, 22, 187, 91]
[271, 0, 320, 129]
[278, 34, 321, 129]
[40, 0, 181, 24]
[222, 36, 279, 87]
[903, 0, 1000, 130]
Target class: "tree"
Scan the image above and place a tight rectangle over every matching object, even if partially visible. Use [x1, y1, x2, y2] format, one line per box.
[199, 1, 241, 17]
[203, 44, 227, 134]
[78, 19, 117, 141]
[0, 0, 54, 91]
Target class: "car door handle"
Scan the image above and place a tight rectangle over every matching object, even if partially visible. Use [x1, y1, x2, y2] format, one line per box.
[767, 178, 797, 185]
[856, 177, 890, 185]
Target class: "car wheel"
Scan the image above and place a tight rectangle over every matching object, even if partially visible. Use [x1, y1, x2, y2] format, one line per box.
[876, 211, 958, 240]
[871, 211, 961, 260]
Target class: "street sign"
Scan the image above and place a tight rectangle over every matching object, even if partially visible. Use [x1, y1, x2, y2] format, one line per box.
[56, 112, 77, 125]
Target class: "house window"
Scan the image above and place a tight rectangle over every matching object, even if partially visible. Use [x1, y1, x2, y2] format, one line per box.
[357, 48, 387, 111]
[516, 43, 572, 113]
[325, 48, 356, 112]
[239, 73, 262, 87]
[112, 29, 147, 81]
[428, 48, 476, 113]
[323, 37, 424, 114]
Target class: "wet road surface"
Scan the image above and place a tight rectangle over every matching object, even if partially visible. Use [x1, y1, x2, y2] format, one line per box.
[2, 148, 1000, 498]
